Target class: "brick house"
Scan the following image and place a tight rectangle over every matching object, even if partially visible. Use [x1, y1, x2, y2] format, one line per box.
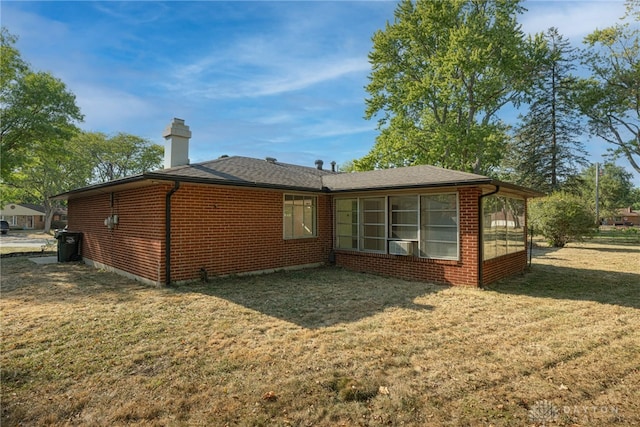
[53, 119, 542, 287]
[602, 207, 640, 226]
[0, 203, 67, 230]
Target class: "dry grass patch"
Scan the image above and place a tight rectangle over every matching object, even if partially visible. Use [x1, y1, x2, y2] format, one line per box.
[1, 242, 639, 426]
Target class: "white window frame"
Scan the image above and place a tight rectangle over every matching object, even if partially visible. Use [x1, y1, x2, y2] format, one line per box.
[359, 197, 387, 253]
[335, 198, 359, 250]
[419, 193, 460, 261]
[389, 195, 419, 241]
[283, 194, 317, 239]
[333, 193, 460, 261]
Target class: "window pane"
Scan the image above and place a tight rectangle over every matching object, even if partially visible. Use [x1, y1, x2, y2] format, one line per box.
[337, 223, 358, 236]
[391, 225, 418, 239]
[337, 211, 355, 223]
[337, 236, 358, 249]
[482, 195, 525, 260]
[424, 211, 457, 226]
[284, 195, 316, 239]
[391, 211, 418, 225]
[363, 224, 385, 237]
[389, 196, 418, 211]
[336, 198, 358, 249]
[423, 226, 457, 242]
[362, 198, 384, 211]
[363, 211, 385, 223]
[420, 194, 459, 260]
[361, 238, 385, 251]
[422, 194, 456, 210]
[336, 199, 357, 211]
[423, 242, 458, 258]
[360, 197, 386, 252]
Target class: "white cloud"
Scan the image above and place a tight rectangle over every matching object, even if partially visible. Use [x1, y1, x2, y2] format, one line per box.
[521, 1, 628, 40]
[169, 50, 369, 100]
[91, 2, 170, 26]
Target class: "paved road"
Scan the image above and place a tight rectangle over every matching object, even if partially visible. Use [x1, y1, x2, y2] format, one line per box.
[0, 233, 55, 249]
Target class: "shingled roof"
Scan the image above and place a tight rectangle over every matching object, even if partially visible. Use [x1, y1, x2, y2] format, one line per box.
[322, 164, 491, 192]
[53, 155, 541, 199]
[146, 156, 334, 191]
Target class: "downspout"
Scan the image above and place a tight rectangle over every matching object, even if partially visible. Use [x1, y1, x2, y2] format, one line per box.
[478, 184, 500, 288]
[165, 181, 180, 285]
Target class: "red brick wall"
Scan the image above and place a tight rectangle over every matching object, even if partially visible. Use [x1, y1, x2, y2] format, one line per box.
[68, 182, 529, 287]
[69, 183, 332, 284]
[168, 184, 332, 282]
[68, 186, 166, 283]
[482, 251, 527, 285]
[335, 187, 481, 287]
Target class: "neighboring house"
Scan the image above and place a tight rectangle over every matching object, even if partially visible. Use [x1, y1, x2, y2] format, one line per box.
[602, 207, 640, 226]
[0, 204, 68, 230]
[53, 119, 542, 287]
[0, 204, 46, 229]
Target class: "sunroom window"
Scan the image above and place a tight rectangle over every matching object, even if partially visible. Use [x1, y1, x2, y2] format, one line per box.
[336, 198, 358, 249]
[420, 194, 459, 259]
[482, 195, 525, 260]
[389, 196, 418, 240]
[334, 193, 460, 260]
[360, 197, 386, 252]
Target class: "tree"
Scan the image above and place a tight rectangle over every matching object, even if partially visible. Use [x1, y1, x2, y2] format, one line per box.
[4, 137, 94, 232]
[358, 0, 535, 174]
[504, 28, 587, 193]
[0, 28, 83, 180]
[576, 1, 640, 174]
[577, 162, 635, 221]
[629, 187, 640, 210]
[529, 191, 597, 247]
[73, 132, 164, 183]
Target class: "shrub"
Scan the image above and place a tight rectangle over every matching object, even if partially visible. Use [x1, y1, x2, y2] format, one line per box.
[529, 192, 597, 247]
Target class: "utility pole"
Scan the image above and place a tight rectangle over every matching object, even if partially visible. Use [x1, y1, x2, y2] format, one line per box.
[595, 162, 600, 226]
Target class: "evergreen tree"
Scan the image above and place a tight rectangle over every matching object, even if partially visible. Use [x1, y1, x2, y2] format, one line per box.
[505, 28, 587, 193]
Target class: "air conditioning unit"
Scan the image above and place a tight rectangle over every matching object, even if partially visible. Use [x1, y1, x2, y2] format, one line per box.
[389, 240, 413, 256]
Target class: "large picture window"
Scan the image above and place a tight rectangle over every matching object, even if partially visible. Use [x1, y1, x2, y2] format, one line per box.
[482, 195, 525, 260]
[334, 193, 459, 260]
[283, 195, 316, 239]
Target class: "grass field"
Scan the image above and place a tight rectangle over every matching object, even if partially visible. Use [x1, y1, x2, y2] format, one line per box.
[1, 242, 639, 426]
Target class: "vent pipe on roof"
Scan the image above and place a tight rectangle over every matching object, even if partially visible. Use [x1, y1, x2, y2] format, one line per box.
[315, 159, 324, 170]
[330, 161, 336, 172]
[163, 118, 191, 169]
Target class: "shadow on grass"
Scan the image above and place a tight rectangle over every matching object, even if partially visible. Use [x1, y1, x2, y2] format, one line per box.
[488, 264, 640, 309]
[171, 267, 440, 329]
[0, 257, 150, 304]
[570, 244, 640, 253]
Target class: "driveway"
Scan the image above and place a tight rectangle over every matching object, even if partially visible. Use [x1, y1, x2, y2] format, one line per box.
[0, 233, 55, 249]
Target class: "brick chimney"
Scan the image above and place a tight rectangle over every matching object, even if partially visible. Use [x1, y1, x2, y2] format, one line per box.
[163, 118, 191, 168]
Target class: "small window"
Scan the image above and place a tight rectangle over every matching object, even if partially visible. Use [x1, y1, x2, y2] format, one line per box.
[283, 195, 316, 239]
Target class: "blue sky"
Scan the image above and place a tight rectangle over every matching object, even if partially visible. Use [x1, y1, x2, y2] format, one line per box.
[1, 0, 636, 182]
